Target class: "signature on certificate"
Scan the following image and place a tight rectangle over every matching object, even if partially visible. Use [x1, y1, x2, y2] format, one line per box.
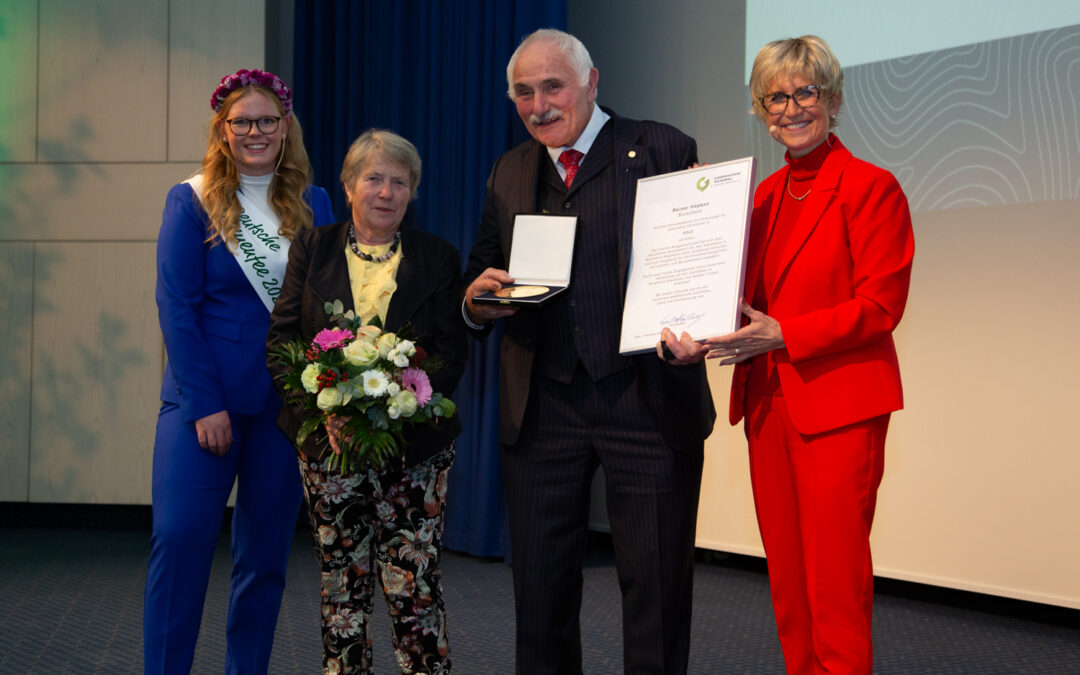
[660, 312, 705, 329]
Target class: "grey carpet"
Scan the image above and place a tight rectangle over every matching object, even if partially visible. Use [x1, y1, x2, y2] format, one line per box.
[0, 528, 1076, 673]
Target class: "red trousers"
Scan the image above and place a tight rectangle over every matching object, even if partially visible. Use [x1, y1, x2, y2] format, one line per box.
[745, 393, 888, 675]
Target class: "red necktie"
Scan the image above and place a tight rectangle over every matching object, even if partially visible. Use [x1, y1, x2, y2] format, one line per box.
[558, 149, 584, 188]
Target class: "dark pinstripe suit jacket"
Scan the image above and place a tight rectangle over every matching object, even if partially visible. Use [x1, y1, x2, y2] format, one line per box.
[464, 111, 716, 450]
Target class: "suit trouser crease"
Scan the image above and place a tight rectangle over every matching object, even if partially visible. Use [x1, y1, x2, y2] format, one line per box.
[144, 398, 302, 674]
[502, 367, 703, 675]
[746, 393, 887, 675]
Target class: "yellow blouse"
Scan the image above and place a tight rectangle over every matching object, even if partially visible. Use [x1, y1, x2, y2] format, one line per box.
[345, 239, 403, 325]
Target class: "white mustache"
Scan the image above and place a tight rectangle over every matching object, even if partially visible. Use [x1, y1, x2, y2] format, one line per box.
[529, 110, 562, 125]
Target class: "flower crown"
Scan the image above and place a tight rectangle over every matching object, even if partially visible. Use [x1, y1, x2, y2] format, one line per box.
[210, 68, 293, 113]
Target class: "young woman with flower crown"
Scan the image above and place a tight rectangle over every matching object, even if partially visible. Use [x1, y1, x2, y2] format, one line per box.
[146, 68, 335, 674]
[267, 129, 467, 674]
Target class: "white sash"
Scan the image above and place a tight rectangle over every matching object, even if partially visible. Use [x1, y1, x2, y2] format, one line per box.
[185, 174, 290, 312]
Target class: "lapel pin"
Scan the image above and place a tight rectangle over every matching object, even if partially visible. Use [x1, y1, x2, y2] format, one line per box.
[628, 150, 637, 158]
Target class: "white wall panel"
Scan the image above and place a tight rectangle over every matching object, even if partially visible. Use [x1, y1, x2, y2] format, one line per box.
[30, 242, 159, 504]
[0, 1, 38, 162]
[168, 0, 266, 162]
[0, 162, 200, 241]
[38, 0, 168, 162]
[4, 1, 267, 507]
[873, 200, 1080, 609]
[0, 244, 34, 501]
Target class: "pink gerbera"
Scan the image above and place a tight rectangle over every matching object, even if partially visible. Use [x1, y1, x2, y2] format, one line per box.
[312, 327, 354, 352]
[401, 368, 433, 406]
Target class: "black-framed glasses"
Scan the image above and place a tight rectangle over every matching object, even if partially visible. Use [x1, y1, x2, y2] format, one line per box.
[759, 85, 821, 115]
[225, 116, 282, 136]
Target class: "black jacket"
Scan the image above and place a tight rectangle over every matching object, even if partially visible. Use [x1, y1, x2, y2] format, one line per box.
[268, 221, 467, 466]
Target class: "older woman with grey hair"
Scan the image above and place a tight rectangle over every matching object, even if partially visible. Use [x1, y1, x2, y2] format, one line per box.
[268, 129, 467, 673]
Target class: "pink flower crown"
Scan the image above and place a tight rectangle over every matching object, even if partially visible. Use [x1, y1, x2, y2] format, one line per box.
[210, 68, 293, 113]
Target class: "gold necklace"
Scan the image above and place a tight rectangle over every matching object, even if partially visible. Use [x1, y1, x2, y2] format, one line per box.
[786, 174, 811, 201]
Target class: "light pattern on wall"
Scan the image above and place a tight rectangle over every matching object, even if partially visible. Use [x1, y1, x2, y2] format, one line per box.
[749, 25, 1080, 212]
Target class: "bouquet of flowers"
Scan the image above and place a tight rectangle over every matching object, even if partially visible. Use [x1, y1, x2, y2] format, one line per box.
[270, 300, 456, 473]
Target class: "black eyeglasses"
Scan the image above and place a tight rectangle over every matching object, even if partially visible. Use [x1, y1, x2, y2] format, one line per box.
[759, 85, 821, 115]
[225, 116, 282, 136]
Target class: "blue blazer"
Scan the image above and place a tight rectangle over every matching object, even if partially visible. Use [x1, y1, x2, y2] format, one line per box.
[156, 182, 335, 423]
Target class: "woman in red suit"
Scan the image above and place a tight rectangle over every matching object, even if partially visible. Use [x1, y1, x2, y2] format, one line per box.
[661, 35, 914, 674]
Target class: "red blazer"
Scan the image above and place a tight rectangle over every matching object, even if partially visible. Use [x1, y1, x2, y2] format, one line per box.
[730, 137, 914, 435]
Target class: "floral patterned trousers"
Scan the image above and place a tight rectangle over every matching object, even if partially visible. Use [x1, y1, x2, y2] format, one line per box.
[298, 444, 454, 674]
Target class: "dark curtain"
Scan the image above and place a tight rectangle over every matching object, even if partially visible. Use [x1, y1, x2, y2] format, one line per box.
[293, 1, 567, 557]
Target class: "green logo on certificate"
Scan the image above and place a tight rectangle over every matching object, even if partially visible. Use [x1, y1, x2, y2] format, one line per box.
[696, 176, 710, 192]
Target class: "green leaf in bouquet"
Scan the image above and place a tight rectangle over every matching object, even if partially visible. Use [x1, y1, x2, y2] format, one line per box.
[268, 339, 306, 369]
[332, 420, 403, 473]
[336, 382, 355, 406]
[367, 405, 390, 430]
[296, 415, 322, 447]
[430, 394, 456, 418]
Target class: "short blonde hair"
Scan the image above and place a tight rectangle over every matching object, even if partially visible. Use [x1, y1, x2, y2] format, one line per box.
[749, 35, 843, 128]
[340, 129, 422, 201]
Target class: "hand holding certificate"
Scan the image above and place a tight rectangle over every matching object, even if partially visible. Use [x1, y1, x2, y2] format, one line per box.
[619, 157, 756, 355]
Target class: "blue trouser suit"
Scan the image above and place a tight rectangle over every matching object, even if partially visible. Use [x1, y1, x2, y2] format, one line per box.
[143, 394, 302, 674]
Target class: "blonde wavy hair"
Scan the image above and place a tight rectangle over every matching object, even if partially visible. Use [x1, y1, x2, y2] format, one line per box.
[199, 86, 315, 246]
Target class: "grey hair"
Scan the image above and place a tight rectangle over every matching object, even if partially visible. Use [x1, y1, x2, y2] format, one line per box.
[340, 129, 422, 201]
[506, 28, 594, 100]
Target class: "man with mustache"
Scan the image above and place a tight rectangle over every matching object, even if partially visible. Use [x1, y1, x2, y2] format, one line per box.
[463, 28, 716, 675]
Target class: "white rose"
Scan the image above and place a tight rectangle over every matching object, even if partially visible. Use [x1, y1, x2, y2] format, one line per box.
[386, 382, 401, 396]
[376, 333, 398, 358]
[343, 339, 379, 367]
[301, 364, 321, 394]
[391, 390, 418, 417]
[354, 325, 382, 343]
[316, 387, 344, 410]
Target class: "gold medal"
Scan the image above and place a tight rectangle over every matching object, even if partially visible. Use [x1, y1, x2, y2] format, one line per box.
[494, 285, 549, 298]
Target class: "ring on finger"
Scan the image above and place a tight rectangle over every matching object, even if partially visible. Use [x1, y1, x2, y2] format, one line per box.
[734, 347, 740, 355]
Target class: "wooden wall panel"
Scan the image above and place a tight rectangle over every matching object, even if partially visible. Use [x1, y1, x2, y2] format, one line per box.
[29, 242, 159, 504]
[0, 244, 34, 501]
[38, 0, 168, 163]
[0, 1, 38, 162]
[0, 162, 200, 241]
[168, 0, 266, 163]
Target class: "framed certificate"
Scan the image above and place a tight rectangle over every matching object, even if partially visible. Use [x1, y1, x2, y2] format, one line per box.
[618, 157, 756, 354]
[473, 214, 578, 307]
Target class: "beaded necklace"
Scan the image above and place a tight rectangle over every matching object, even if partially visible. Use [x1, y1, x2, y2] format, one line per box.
[347, 226, 400, 263]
